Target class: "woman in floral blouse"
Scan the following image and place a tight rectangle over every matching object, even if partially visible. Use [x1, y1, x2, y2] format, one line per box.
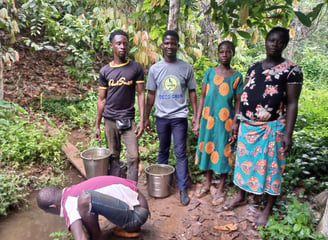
[224, 27, 303, 227]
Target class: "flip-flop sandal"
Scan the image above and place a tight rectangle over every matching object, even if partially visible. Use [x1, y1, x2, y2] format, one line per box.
[212, 196, 225, 206]
[212, 191, 225, 206]
[222, 200, 247, 211]
[112, 228, 141, 238]
[195, 186, 210, 198]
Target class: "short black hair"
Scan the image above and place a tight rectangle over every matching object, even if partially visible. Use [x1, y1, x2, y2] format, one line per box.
[266, 27, 290, 45]
[163, 30, 179, 42]
[109, 29, 129, 43]
[218, 40, 235, 56]
[36, 186, 61, 210]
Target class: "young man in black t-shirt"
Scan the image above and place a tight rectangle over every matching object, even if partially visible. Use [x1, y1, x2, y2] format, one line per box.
[95, 30, 145, 182]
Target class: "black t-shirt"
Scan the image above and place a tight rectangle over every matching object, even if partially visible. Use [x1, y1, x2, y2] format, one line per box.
[99, 60, 144, 120]
[240, 60, 303, 121]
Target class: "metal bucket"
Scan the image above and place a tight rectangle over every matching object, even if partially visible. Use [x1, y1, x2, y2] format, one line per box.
[120, 160, 127, 179]
[80, 148, 111, 179]
[144, 164, 175, 198]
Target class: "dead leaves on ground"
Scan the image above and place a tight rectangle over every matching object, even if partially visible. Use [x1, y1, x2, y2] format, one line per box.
[214, 222, 238, 232]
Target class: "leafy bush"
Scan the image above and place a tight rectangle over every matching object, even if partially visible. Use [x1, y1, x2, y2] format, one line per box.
[39, 88, 98, 128]
[300, 48, 328, 90]
[0, 100, 68, 215]
[0, 171, 29, 216]
[193, 55, 217, 85]
[20, 0, 107, 82]
[258, 197, 325, 240]
[297, 88, 328, 137]
[284, 131, 328, 194]
[49, 231, 73, 240]
[282, 88, 328, 193]
[0, 100, 66, 167]
[0, 166, 65, 216]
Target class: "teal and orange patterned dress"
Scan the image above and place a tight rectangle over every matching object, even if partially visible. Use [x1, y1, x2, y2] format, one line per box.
[234, 60, 303, 195]
[195, 68, 243, 174]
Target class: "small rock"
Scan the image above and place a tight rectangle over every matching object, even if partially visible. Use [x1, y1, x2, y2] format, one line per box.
[188, 199, 201, 211]
[189, 214, 200, 221]
[243, 228, 261, 238]
[239, 220, 248, 231]
[182, 218, 192, 228]
[176, 233, 187, 240]
[159, 211, 171, 217]
[191, 222, 202, 236]
[220, 231, 240, 240]
[217, 210, 236, 218]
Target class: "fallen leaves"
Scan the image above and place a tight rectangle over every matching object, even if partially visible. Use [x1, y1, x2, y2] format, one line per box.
[214, 222, 238, 232]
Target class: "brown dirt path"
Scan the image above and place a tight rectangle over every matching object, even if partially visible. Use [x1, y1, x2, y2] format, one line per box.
[103, 172, 262, 239]
[64, 137, 261, 239]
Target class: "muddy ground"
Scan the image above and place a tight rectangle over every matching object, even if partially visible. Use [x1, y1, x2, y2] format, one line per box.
[3, 48, 263, 239]
[100, 172, 262, 240]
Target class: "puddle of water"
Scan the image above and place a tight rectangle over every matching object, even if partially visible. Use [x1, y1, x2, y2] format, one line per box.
[0, 166, 177, 240]
[0, 192, 67, 240]
[0, 167, 84, 240]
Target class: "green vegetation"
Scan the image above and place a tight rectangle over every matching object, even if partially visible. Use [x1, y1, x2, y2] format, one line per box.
[284, 134, 328, 194]
[283, 89, 328, 194]
[258, 197, 325, 239]
[0, 100, 67, 215]
[2, 0, 326, 89]
[39, 88, 98, 128]
[49, 231, 73, 240]
[0, 170, 29, 216]
[0, 100, 66, 166]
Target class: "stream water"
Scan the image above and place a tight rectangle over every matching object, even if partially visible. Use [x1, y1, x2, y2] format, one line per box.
[0, 167, 83, 240]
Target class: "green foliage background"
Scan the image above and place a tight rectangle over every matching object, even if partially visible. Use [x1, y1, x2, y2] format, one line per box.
[0, 100, 67, 215]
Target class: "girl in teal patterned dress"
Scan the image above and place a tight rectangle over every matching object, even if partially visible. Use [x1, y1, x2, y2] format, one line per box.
[224, 27, 303, 227]
[193, 41, 243, 204]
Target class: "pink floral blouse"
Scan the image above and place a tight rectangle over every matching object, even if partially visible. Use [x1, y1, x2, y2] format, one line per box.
[240, 60, 303, 121]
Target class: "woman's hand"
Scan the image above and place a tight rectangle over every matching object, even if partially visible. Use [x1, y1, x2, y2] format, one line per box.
[282, 134, 292, 152]
[192, 122, 200, 136]
[229, 122, 239, 144]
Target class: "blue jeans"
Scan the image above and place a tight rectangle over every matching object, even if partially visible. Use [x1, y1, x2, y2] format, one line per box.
[156, 117, 188, 191]
[85, 190, 149, 229]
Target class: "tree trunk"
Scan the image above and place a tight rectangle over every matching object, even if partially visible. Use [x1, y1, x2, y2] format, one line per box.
[0, 59, 3, 100]
[167, 0, 180, 31]
[316, 191, 328, 237]
[317, 198, 328, 237]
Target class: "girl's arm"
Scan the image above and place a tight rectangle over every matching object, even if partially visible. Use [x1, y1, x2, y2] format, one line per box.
[229, 93, 241, 144]
[192, 83, 207, 136]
